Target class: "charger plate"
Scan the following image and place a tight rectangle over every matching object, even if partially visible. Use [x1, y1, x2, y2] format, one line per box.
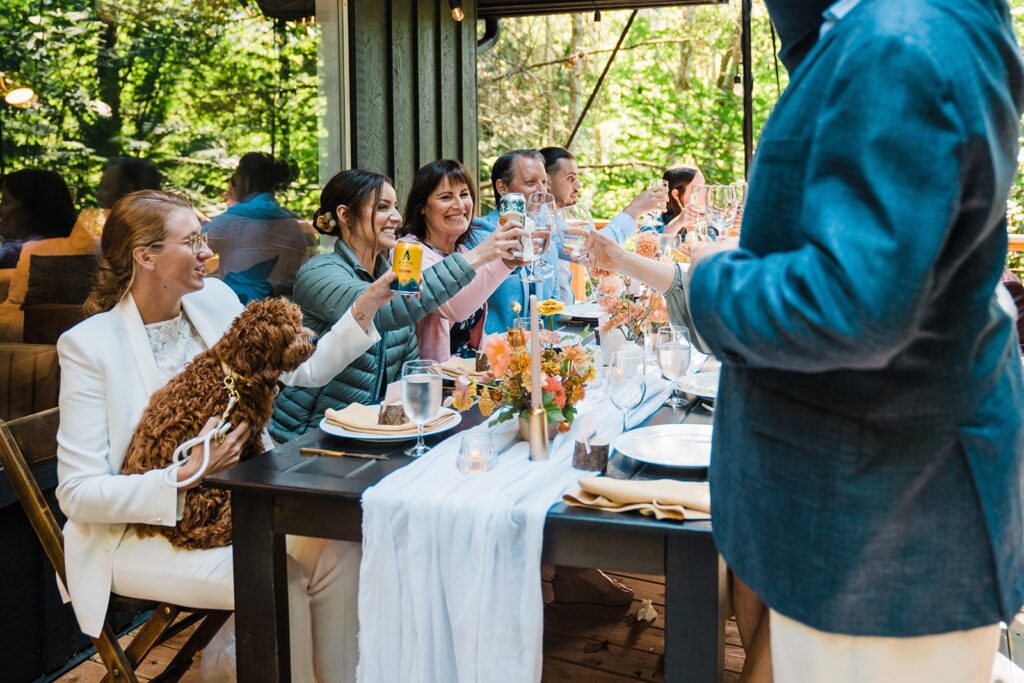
[614, 423, 713, 469]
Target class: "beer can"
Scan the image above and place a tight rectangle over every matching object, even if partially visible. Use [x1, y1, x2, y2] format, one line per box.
[392, 238, 423, 296]
[498, 192, 527, 257]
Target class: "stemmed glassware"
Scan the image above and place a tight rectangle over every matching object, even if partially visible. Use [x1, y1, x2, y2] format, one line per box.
[659, 234, 681, 263]
[608, 349, 647, 433]
[656, 326, 692, 409]
[401, 359, 442, 457]
[557, 203, 594, 260]
[638, 178, 669, 231]
[525, 191, 556, 283]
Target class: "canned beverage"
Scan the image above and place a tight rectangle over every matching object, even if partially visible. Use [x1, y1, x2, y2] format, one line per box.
[392, 238, 423, 296]
[499, 192, 527, 258]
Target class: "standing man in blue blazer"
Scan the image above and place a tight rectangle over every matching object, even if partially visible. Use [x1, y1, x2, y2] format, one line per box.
[680, 0, 1024, 680]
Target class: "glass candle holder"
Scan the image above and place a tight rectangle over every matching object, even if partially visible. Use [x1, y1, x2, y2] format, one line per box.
[457, 433, 497, 473]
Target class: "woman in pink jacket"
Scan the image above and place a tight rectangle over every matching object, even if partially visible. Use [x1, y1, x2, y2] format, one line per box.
[399, 160, 519, 361]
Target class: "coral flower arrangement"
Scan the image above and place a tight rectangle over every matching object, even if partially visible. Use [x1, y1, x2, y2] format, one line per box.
[451, 328, 596, 432]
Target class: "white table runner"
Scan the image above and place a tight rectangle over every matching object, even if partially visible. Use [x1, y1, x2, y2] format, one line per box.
[356, 369, 672, 683]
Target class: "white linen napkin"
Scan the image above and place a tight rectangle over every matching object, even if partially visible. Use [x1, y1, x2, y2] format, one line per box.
[356, 369, 672, 683]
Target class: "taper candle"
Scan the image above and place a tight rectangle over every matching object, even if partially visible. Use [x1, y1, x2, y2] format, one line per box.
[530, 294, 542, 408]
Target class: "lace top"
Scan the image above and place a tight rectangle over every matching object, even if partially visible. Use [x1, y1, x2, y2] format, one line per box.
[144, 312, 207, 384]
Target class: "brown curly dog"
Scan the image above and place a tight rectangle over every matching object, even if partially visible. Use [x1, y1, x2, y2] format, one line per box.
[121, 297, 317, 549]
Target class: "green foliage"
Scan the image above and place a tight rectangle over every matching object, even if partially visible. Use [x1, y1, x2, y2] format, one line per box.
[478, 5, 786, 217]
[1, 0, 321, 216]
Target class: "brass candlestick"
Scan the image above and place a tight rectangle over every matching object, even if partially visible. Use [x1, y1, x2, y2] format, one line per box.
[528, 406, 549, 461]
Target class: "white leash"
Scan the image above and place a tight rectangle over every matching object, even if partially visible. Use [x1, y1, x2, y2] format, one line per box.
[162, 369, 242, 489]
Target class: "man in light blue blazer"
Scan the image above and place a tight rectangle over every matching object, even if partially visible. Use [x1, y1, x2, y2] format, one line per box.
[680, 0, 1024, 679]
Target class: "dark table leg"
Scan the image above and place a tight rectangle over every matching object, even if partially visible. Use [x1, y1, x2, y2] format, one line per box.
[664, 534, 726, 682]
[232, 491, 291, 681]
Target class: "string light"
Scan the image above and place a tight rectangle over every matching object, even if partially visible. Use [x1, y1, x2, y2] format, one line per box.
[448, 0, 464, 22]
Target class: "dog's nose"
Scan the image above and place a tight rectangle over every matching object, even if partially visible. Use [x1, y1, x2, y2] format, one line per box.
[310, 333, 319, 347]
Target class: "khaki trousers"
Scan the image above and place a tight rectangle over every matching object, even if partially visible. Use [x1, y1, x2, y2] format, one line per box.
[771, 609, 1000, 683]
[112, 529, 360, 682]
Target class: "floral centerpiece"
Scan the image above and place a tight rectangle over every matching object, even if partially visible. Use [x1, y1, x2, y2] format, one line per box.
[451, 327, 595, 433]
[597, 232, 672, 342]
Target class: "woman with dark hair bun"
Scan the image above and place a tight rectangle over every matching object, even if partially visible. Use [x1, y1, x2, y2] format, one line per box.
[0, 169, 78, 268]
[204, 152, 309, 299]
[98, 157, 162, 210]
[271, 168, 524, 441]
[397, 160, 519, 361]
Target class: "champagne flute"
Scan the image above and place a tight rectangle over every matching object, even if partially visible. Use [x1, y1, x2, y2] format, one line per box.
[401, 359, 442, 457]
[608, 349, 647, 432]
[657, 326, 692, 408]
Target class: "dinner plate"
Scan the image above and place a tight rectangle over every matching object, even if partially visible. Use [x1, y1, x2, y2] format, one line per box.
[558, 302, 602, 322]
[318, 407, 462, 442]
[676, 371, 720, 400]
[557, 331, 583, 347]
[614, 424, 713, 469]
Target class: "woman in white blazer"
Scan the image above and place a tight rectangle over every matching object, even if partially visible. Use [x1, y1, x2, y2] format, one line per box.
[55, 190, 394, 681]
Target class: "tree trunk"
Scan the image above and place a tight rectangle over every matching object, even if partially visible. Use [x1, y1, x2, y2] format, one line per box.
[93, 19, 122, 156]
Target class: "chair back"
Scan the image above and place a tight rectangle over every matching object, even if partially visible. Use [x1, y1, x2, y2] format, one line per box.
[0, 408, 67, 588]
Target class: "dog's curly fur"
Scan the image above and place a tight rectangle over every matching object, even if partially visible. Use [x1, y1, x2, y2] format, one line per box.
[121, 298, 317, 549]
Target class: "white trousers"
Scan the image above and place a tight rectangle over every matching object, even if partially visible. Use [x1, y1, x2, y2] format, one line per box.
[111, 529, 360, 683]
[771, 609, 1000, 683]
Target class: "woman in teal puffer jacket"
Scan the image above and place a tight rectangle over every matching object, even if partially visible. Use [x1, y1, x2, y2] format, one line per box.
[271, 169, 523, 441]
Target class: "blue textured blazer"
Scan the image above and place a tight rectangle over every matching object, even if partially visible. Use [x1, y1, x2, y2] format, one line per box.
[687, 0, 1024, 636]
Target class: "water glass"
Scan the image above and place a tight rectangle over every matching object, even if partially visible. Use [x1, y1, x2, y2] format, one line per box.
[557, 203, 594, 258]
[660, 234, 681, 263]
[656, 326, 692, 408]
[401, 359, 442, 457]
[608, 349, 646, 432]
[457, 433, 497, 473]
[525, 192, 556, 283]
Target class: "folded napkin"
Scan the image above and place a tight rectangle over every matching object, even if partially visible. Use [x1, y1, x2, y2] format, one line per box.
[440, 356, 483, 378]
[563, 477, 711, 521]
[325, 403, 455, 435]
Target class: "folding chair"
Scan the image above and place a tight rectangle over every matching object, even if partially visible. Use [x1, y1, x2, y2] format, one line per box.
[0, 408, 231, 682]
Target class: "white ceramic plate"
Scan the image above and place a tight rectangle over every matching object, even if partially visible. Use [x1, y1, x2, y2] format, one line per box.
[318, 407, 462, 442]
[557, 331, 583, 347]
[614, 423, 713, 469]
[676, 371, 720, 400]
[558, 302, 602, 322]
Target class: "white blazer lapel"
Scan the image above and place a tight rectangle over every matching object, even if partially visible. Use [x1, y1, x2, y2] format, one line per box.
[181, 291, 225, 350]
[117, 293, 164, 396]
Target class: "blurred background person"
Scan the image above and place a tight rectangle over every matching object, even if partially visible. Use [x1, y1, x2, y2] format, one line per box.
[659, 164, 705, 237]
[97, 157, 163, 210]
[204, 152, 309, 300]
[0, 169, 77, 268]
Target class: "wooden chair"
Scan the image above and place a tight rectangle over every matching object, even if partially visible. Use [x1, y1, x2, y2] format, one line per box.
[0, 408, 231, 682]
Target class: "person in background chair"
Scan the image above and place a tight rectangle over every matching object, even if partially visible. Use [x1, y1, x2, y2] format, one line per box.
[204, 152, 309, 299]
[0, 169, 77, 268]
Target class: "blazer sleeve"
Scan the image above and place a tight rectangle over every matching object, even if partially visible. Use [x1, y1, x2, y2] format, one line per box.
[279, 309, 380, 387]
[296, 252, 477, 332]
[55, 331, 179, 527]
[689, 39, 964, 371]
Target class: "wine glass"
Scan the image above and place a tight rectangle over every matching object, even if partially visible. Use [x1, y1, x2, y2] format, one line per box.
[525, 192, 556, 284]
[705, 185, 739, 240]
[401, 359, 442, 457]
[638, 178, 669, 231]
[660, 234, 681, 263]
[608, 349, 646, 432]
[656, 326, 692, 408]
[557, 203, 594, 259]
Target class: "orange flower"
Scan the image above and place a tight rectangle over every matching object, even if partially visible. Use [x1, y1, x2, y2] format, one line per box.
[477, 389, 495, 417]
[451, 376, 474, 411]
[544, 376, 566, 409]
[635, 232, 660, 259]
[483, 335, 511, 378]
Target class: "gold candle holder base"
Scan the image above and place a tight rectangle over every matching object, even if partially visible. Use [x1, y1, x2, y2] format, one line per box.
[528, 406, 549, 461]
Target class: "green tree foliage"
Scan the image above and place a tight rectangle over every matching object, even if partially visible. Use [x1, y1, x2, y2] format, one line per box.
[1, 0, 321, 215]
[478, 5, 786, 216]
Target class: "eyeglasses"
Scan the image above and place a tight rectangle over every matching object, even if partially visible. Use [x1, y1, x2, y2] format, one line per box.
[149, 232, 210, 255]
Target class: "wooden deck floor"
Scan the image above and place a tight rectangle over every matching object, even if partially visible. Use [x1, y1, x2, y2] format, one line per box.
[55, 571, 746, 682]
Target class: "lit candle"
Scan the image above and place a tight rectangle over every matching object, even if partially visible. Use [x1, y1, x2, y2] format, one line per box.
[530, 294, 542, 408]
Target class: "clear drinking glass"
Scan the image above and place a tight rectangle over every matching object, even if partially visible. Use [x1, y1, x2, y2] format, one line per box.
[660, 234, 681, 263]
[608, 349, 647, 432]
[705, 184, 739, 240]
[525, 192, 557, 283]
[638, 178, 669, 231]
[657, 326, 692, 409]
[401, 359, 442, 457]
[557, 203, 594, 259]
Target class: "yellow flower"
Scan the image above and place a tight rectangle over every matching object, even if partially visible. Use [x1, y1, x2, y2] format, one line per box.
[451, 377, 475, 411]
[537, 299, 565, 316]
[511, 301, 522, 314]
[477, 389, 495, 417]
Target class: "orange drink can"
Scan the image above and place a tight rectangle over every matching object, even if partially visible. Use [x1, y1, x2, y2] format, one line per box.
[392, 238, 423, 296]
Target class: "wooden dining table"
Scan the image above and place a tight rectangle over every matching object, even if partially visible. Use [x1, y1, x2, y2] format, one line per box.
[207, 379, 726, 682]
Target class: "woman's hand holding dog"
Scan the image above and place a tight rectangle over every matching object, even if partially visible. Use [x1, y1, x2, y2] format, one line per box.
[351, 271, 396, 331]
[176, 417, 251, 487]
